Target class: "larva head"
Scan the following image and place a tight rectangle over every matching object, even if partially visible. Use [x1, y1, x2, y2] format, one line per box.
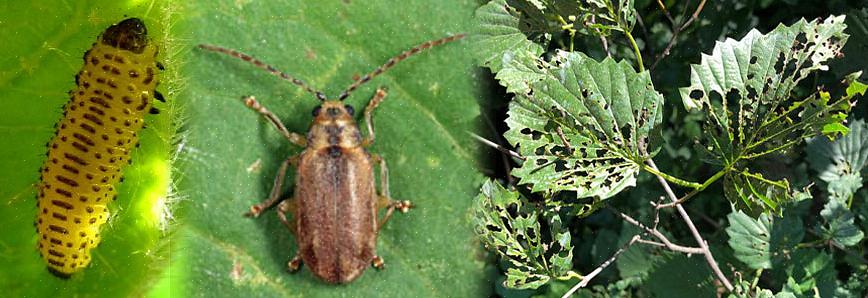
[101, 18, 149, 54]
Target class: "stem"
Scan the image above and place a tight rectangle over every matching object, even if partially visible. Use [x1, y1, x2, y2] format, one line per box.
[646, 159, 734, 291]
[750, 268, 763, 289]
[641, 163, 702, 189]
[616, 211, 706, 254]
[624, 30, 644, 72]
[655, 168, 728, 208]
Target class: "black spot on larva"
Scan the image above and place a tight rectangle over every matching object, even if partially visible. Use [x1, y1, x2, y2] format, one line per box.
[154, 91, 165, 102]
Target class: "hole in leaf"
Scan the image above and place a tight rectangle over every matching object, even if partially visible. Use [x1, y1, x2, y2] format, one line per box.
[554, 160, 568, 172]
[689, 89, 704, 100]
[773, 53, 786, 73]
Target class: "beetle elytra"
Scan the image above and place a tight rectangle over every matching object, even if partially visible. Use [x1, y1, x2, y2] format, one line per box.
[198, 34, 465, 283]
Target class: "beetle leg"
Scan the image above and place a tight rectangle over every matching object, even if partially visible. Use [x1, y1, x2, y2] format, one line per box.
[244, 156, 296, 217]
[276, 199, 297, 235]
[287, 253, 303, 272]
[362, 87, 388, 147]
[372, 154, 413, 230]
[241, 95, 307, 147]
[371, 255, 385, 270]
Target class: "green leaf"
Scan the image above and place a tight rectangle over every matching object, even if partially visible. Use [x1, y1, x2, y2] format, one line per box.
[472, 0, 545, 73]
[819, 199, 864, 246]
[726, 211, 804, 269]
[473, 180, 576, 289]
[678, 16, 860, 212]
[0, 1, 179, 297]
[777, 249, 838, 297]
[179, 0, 490, 296]
[503, 51, 664, 199]
[807, 119, 868, 201]
[645, 253, 717, 298]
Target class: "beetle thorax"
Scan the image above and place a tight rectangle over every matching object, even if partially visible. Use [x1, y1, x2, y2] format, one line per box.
[307, 101, 363, 150]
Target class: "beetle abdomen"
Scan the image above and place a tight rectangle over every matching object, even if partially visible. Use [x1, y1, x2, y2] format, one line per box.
[294, 146, 377, 283]
[35, 18, 159, 276]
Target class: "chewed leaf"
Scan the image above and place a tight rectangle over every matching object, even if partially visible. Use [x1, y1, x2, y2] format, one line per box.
[724, 170, 791, 213]
[472, 0, 544, 72]
[472, 180, 576, 289]
[725, 211, 804, 269]
[677, 16, 863, 212]
[504, 51, 663, 199]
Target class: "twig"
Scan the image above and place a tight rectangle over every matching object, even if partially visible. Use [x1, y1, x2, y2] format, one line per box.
[655, 0, 675, 24]
[615, 210, 706, 255]
[481, 113, 517, 186]
[562, 235, 641, 298]
[469, 132, 526, 161]
[650, 0, 707, 70]
[646, 159, 734, 291]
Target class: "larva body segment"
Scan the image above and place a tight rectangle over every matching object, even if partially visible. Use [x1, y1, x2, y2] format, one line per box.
[36, 18, 160, 277]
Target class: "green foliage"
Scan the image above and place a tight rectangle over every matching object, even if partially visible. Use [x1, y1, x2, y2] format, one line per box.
[502, 52, 664, 199]
[777, 249, 838, 297]
[0, 1, 180, 297]
[472, 0, 868, 296]
[819, 199, 864, 247]
[473, 0, 545, 73]
[726, 211, 804, 269]
[473, 180, 577, 289]
[807, 119, 868, 202]
[178, 0, 490, 296]
[645, 254, 717, 297]
[680, 16, 863, 212]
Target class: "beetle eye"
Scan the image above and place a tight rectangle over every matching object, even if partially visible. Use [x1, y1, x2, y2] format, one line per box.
[344, 105, 355, 116]
[312, 106, 321, 117]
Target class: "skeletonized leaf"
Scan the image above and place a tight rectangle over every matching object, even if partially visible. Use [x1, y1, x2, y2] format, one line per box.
[473, 180, 576, 289]
[503, 51, 664, 199]
[819, 199, 864, 246]
[726, 211, 804, 269]
[807, 119, 868, 201]
[678, 16, 866, 212]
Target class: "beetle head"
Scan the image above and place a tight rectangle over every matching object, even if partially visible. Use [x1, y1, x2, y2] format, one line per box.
[312, 100, 355, 122]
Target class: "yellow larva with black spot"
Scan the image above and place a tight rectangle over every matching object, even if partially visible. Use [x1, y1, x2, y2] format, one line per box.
[36, 18, 163, 277]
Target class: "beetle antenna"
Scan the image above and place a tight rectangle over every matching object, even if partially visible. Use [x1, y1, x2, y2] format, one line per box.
[198, 44, 327, 101]
[336, 34, 466, 101]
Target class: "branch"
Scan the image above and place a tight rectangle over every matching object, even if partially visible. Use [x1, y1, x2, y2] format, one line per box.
[615, 210, 706, 255]
[650, 0, 707, 70]
[562, 235, 640, 298]
[646, 159, 734, 291]
[469, 132, 526, 161]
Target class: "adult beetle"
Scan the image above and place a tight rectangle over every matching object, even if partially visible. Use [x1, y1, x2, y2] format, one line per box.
[198, 34, 464, 283]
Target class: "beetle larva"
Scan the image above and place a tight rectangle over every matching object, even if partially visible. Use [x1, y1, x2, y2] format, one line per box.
[36, 17, 163, 277]
[199, 34, 464, 283]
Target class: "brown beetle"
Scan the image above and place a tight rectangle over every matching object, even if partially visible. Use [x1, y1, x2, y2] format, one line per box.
[198, 34, 464, 283]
